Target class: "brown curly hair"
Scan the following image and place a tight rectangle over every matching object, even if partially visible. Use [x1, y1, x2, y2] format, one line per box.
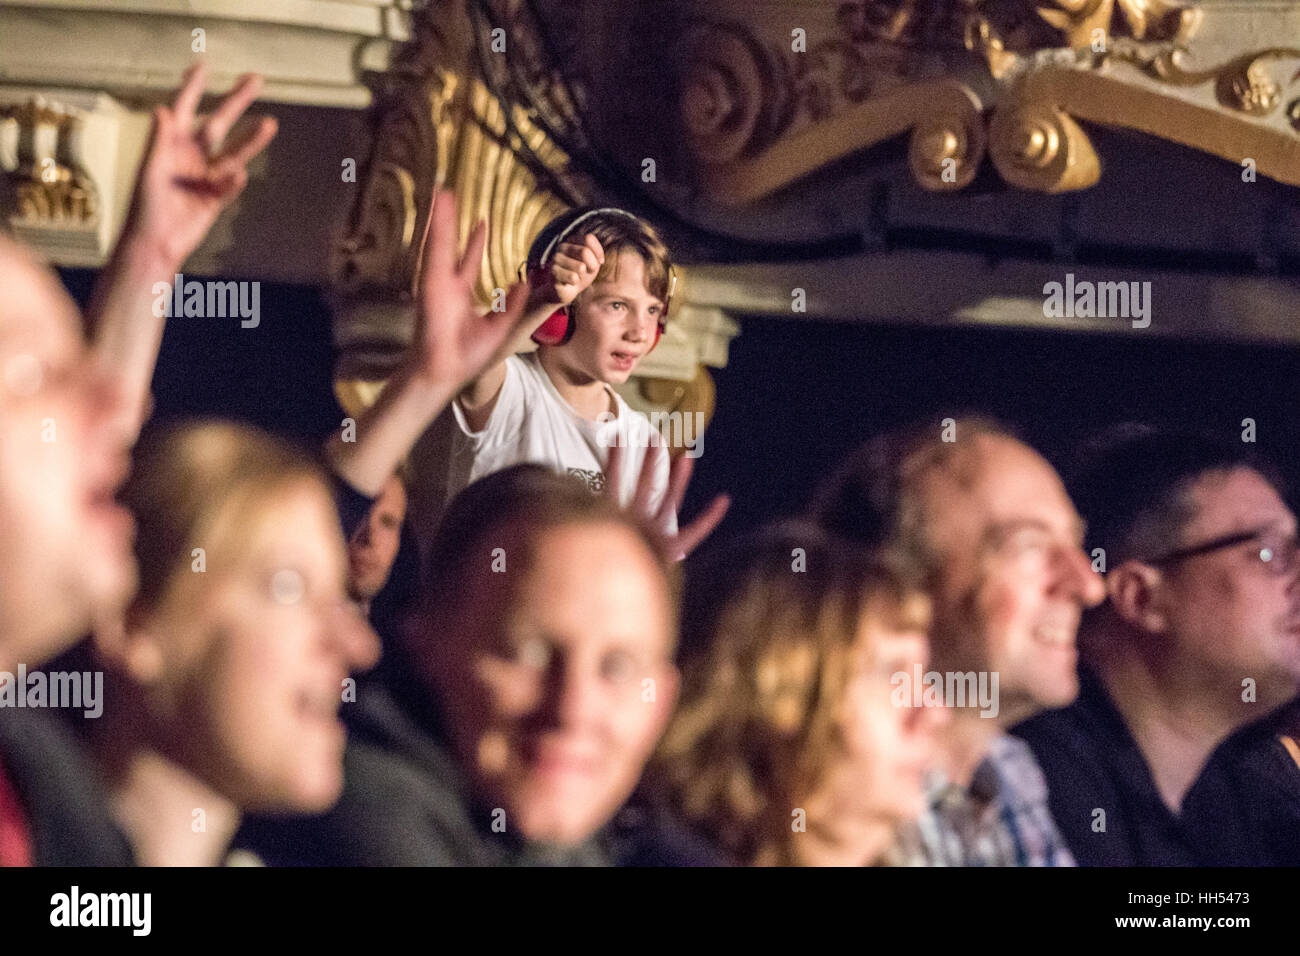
[643, 520, 926, 866]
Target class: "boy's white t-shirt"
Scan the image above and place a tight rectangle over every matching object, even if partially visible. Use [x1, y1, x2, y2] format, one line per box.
[446, 352, 677, 531]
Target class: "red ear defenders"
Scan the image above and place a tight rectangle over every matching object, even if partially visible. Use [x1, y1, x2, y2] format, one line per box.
[526, 207, 677, 349]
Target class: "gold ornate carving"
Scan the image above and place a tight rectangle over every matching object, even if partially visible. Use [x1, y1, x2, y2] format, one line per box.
[0, 101, 99, 225]
[672, 1, 1300, 198]
[909, 97, 988, 191]
[333, 63, 575, 310]
[988, 99, 1100, 192]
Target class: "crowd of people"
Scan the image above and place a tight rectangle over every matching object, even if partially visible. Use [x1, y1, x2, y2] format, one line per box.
[2, 66, 1298, 868]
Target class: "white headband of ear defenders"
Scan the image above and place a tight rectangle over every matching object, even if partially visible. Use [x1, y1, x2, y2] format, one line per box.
[537, 208, 678, 303]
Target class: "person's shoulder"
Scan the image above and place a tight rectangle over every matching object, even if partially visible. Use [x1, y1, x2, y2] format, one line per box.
[0, 709, 136, 865]
[602, 804, 728, 867]
[510, 351, 546, 390]
[986, 733, 1049, 789]
[243, 684, 483, 866]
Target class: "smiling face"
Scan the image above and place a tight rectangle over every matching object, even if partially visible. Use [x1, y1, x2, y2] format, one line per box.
[918, 434, 1105, 724]
[136, 478, 376, 812]
[431, 518, 677, 846]
[0, 238, 136, 669]
[1151, 468, 1300, 708]
[549, 250, 666, 386]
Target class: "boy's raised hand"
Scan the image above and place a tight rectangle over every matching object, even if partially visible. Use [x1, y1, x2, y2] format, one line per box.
[605, 440, 731, 562]
[126, 62, 278, 264]
[542, 234, 605, 307]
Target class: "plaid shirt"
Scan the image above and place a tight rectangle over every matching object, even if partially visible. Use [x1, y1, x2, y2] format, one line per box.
[890, 733, 1075, 866]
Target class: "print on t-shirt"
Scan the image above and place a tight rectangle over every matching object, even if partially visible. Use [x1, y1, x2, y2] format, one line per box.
[566, 468, 606, 494]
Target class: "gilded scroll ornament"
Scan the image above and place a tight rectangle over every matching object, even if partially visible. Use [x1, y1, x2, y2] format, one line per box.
[1, 101, 99, 226]
[670, 0, 1300, 197]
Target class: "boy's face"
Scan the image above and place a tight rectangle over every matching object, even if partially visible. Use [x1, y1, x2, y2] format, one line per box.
[430, 519, 678, 847]
[555, 250, 665, 385]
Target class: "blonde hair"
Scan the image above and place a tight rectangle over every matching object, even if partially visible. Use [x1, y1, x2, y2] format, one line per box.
[645, 521, 924, 866]
[121, 421, 328, 614]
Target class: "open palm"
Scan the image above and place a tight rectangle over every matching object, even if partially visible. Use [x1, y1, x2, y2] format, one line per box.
[411, 189, 531, 388]
[128, 62, 277, 265]
[605, 440, 731, 561]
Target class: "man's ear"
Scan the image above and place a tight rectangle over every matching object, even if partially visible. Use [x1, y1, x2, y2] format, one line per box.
[1107, 560, 1168, 634]
[92, 609, 164, 686]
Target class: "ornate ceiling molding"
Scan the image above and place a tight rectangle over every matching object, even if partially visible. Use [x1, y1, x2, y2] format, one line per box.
[668, 0, 1300, 199]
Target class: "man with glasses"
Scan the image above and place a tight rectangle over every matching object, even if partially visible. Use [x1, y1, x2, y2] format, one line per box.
[1014, 426, 1300, 864]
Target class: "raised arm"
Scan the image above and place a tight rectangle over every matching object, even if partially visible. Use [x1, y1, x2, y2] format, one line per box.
[456, 232, 605, 433]
[325, 189, 531, 496]
[87, 63, 277, 440]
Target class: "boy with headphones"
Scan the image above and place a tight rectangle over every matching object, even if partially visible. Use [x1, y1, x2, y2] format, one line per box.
[450, 207, 681, 527]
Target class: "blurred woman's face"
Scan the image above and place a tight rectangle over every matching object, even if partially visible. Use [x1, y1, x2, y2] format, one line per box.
[826, 597, 941, 825]
[139, 479, 376, 812]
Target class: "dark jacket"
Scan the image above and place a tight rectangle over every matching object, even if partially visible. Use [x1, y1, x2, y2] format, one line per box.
[1180, 698, 1300, 865]
[0, 708, 135, 866]
[1014, 669, 1300, 866]
[239, 673, 720, 866]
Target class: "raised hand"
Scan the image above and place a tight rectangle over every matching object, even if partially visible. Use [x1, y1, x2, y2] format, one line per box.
[326, 189, 532, 497]
[124, 62, 278, 265]
[88, 63, 277, 442]
[409, 189, 532, 388]
[537, 234, 604, 308]
[605, 440, 731, 561]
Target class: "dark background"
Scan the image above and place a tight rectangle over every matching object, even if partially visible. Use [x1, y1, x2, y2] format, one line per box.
[62, 267, 1300, 546]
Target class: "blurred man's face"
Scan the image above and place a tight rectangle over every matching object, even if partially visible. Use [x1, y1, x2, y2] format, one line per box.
[347, 475, 406, 604]
[431, 519, 677, 847]
[1153, 468, 1300, 710]
[0, 239, 136, 668]
[918, 434, 1105, 724]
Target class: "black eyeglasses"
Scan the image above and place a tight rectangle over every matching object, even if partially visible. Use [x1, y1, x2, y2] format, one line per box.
[1145, 527, 1300, 576]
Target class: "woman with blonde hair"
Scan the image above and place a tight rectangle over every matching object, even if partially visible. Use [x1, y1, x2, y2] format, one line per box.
[79, 421, 379, 865]
[645, 521, 941, 866]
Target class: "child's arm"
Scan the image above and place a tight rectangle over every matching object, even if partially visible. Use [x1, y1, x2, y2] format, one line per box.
[457, 233, 605, 433]
[326, 190, 531, 496]
[87, 64, 277, 441]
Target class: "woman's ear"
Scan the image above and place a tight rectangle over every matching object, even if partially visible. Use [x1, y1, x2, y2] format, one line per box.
[1107, 561, 1168, 634]
[92, 608, 165, 686]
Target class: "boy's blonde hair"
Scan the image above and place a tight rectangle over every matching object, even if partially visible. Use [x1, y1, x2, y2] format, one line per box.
[572, 211, 674, 310]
